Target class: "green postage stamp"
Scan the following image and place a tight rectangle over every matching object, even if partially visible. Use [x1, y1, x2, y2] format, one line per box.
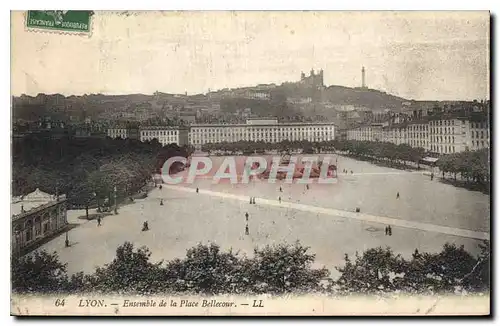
[25, 10, 93, 35]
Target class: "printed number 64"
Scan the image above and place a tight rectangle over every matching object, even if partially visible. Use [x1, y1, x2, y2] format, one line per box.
[55, 299, 65, 307]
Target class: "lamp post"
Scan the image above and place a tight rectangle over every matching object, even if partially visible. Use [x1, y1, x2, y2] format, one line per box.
[87, 192, 97, 219]
[114, 186, 118, 214]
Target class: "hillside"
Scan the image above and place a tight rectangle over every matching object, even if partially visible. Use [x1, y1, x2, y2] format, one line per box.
[322, 85, 407, 111]
[12, 84, 409, 121]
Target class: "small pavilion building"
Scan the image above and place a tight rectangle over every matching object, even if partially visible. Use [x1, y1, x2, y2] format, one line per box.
[11, 188, 68, 256]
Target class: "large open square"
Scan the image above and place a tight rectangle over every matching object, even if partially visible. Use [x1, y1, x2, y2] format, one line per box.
[39, 155, 490, 277]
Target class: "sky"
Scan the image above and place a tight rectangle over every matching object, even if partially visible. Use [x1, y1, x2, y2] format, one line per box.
[11, 11, 490, 101]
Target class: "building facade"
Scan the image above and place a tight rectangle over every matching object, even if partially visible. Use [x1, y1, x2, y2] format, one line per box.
[428, 118, 468, 154]
[107, 125, 140, 140]
[407, 123, 430, 151]
[11, 188, 68, 256]
[347, 117, 490, 154]
[140, 126, 189, 146]
[346, 124, 384, 142]
[468, 120, 490, 151]
[189, 119, 335, 147]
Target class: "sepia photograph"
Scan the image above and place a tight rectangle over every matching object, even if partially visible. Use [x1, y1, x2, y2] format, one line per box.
[10, 10, 490, 316]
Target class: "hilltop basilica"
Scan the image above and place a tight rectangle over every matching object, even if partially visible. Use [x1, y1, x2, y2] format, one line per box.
[299, 69, 324, 89]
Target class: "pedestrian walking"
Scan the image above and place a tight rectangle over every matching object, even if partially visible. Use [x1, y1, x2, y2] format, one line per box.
[278, 196, 281, 203]
[396, 192, 400, 199]
[196, 187, 199, 193]
[245, 224, 249, 235]
[160, 199, 164, 205]
[249, 197, 253, 204]
[306, 184, 309, 190]
[279, 186, 282, 192]
[384, 226, 388, 236]
[350, 170, 353, 174]
[159, 185, 162, 190]
[245, 212, 249, 221]
[97, 216, 101, 227]
[142, 221, 149, 232]
[388, 225, 392, 236]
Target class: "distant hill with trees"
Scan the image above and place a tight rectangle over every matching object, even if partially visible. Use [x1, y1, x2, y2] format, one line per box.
[12, 83, 409, 122]
[322, 85, 407, 110]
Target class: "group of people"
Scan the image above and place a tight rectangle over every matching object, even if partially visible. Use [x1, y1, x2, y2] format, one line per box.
[245, 212, 249, 235]
[249, 197, 256, 204]
[341, 169, 353, 174]
[385, 225, 392, 236]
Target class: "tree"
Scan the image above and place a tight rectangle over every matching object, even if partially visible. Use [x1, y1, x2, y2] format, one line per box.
[82, 242, 164, 294]
[466, 240, 490, 292]
[87, 170, 111, 211]
[418, 243, 477, 293]
[12, 251, 68, 293]
[162, 243, 245, 295]
[335, 242, 489, 295]
[335, 247, 406, 295]
[69, 180, 95, 218]
[249, 241, 330, 294]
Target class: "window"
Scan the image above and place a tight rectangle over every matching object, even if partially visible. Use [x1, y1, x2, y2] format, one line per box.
[34, 217, 41, 237]
[25, 220, 33, 242]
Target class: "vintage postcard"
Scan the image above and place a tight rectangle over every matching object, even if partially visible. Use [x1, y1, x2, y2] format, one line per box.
[10, 11, 490, 316]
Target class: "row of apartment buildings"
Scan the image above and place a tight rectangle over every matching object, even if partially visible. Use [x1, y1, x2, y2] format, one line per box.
[107, 118, 335, 147]
[346, 116, 490, 154]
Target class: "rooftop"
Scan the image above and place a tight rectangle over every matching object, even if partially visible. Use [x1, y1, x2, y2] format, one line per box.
[191, 122, 336, 127]
[11, 188, 65, 219]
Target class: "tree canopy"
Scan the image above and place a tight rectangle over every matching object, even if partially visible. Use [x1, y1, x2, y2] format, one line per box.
[12, 240, 489, 296]
[12, 136, 189, 209]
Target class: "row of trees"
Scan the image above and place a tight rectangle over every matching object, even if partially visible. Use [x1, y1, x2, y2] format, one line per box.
[334, 140, 426, 168]
[12, 135, 189, 213]
[12, 240, 490, 296]
[437, 149, 490, 187]
[201, 140, 336, 155]
[201, 139, 490, 190]
[200, 139, 425, 168]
